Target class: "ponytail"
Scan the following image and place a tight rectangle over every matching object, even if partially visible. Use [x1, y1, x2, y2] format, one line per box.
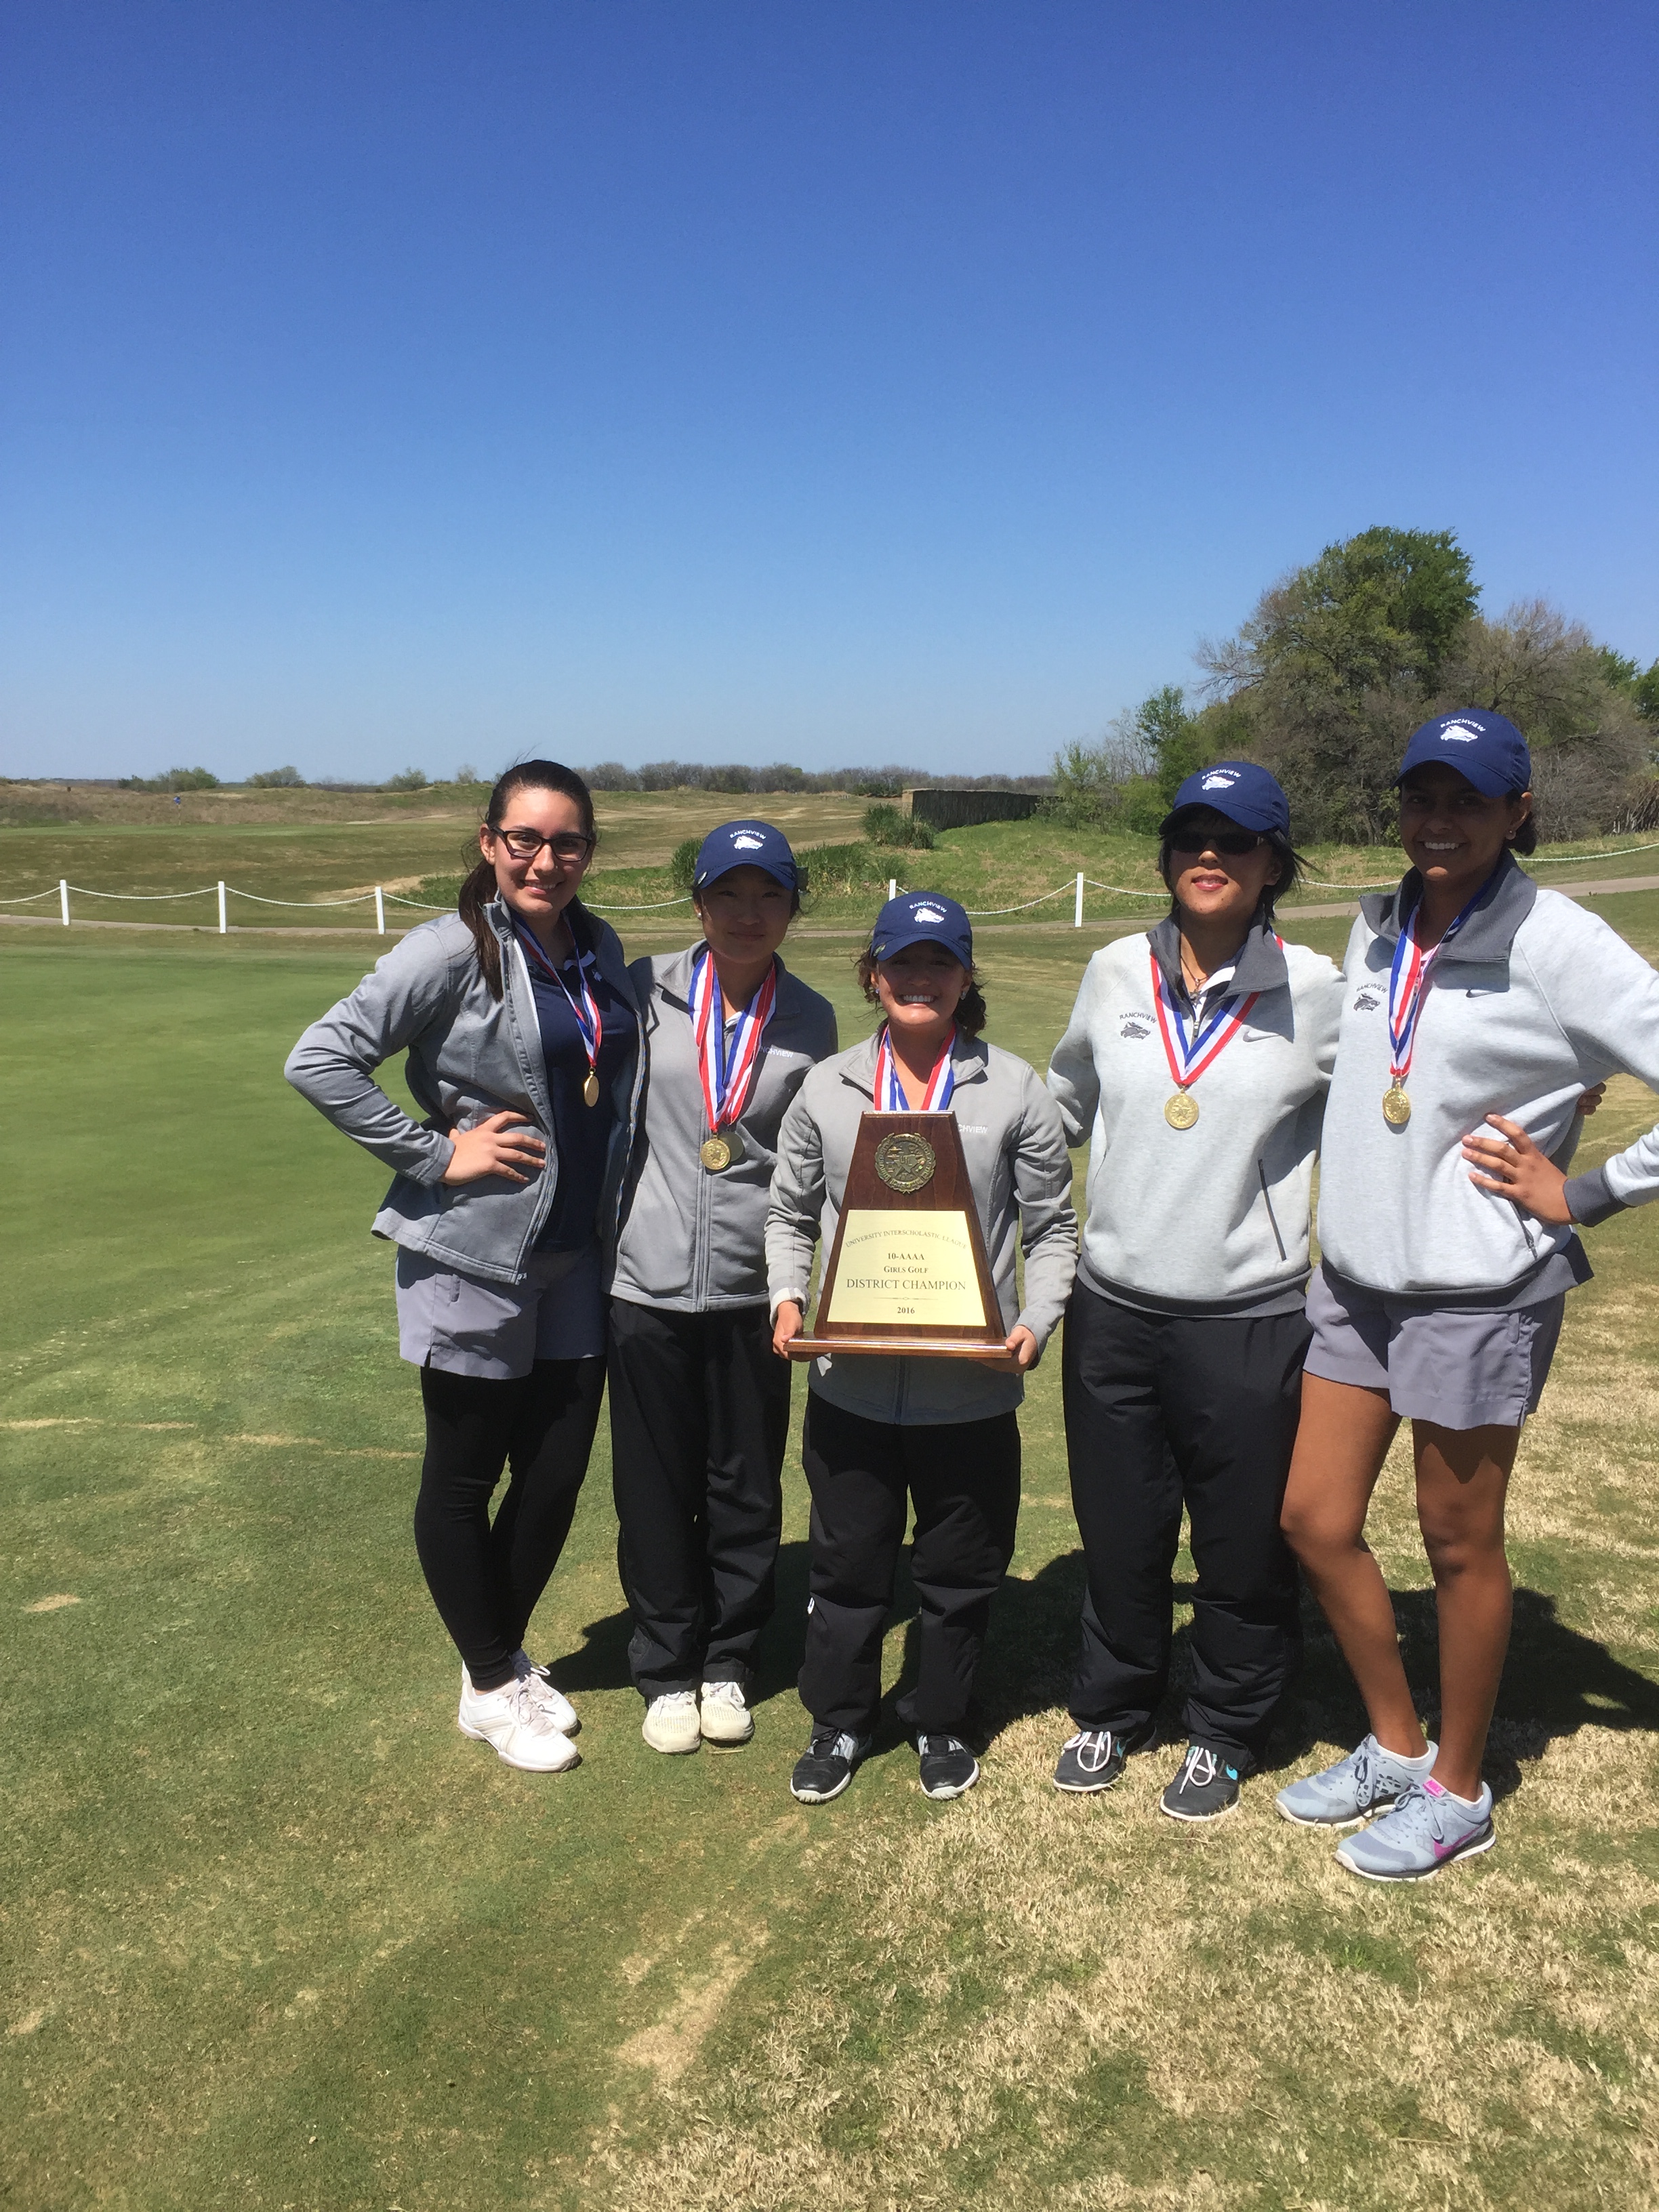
[459, 760, 598, 1000]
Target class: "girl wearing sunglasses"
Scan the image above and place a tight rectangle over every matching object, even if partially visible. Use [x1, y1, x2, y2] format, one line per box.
[607, 823, 838, 1757]
[1277, 710, 1656, 1880]
[1046, 763, 1345, 1822]
[286, 760, 642, 1775]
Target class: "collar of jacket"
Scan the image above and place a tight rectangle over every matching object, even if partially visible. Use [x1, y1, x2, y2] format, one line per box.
[655, 941, 783, 1014]
[1359, 849, 1537, 963]
[488, 893, 598, 958]
[839, 1023, 991, 1101]
[1147, 909, 1289, 1009]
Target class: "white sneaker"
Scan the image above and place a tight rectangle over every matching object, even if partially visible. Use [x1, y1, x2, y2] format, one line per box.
[699, 1679, 754, 1746]
[642, 1690, 702, 1755]
[457, 1674, 580, 1772]
[511, 1650, 579, 1736]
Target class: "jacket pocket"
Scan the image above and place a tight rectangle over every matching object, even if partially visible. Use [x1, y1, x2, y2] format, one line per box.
[1258, 1162, 1288, 1263]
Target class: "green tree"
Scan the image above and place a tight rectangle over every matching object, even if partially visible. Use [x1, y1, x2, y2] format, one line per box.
[1197, 527, 1479, 840]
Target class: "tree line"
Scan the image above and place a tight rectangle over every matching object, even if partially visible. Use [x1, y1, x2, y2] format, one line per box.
[1048, 528, 1659, 844]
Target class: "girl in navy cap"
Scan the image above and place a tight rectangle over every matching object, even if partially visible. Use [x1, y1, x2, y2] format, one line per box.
[1277, 710, 1658, 1879]
[608, 822, 838, 1755]
[285, 762, 641, 1774]
[1046, 764, 1345, 1822]
[768, 893, 1078, 1803]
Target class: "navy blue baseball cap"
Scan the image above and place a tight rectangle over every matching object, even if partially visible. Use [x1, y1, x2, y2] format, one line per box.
[1397, 710, 1531, 798]
[869, 890, 974, 967]
[692, 819, 799, 893]
[1160, 761, 1290, 839]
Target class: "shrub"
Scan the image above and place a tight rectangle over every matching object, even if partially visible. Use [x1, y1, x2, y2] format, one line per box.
[387, 769, 430, 791]
[863, 803, 936, 849]
[796, 842, 889, 897]
[248, 766, 304, 787]
[670, 838, 701, 890]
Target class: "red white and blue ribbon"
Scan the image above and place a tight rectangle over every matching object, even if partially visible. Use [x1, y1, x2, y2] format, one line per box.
[1150, 947, 1261, 1099]
[691, 947, 777, 1130]
[874, 1023, 956, 1112]
[1386, 875, 1494, 1089]
[513, 914, 602, 1078]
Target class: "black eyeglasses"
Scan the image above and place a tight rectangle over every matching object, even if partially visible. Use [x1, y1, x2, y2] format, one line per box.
[1168, 830, 1264, 857]
[491, 827, 596, 863]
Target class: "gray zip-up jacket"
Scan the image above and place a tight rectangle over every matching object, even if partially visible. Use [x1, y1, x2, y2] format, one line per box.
[1319, 854, 1659, 1299]
[611, 946, 838, 1311]
[1047, 918, 1345, 1313]
[765, 1029, 1078, 1425]
[284, 897, 643, 1285]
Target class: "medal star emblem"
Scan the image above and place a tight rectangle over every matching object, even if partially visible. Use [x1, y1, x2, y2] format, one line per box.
[874, 1131, 936, 1192]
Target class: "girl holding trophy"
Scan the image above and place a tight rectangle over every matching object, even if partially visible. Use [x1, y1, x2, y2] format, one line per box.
[768, 892, 1077, 1803]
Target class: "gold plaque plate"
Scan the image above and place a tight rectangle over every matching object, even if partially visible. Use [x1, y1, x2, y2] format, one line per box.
[874, 1130, 937, 1192]
[827, 1210, 985, 1328]
[1164, 1091, 1200, 1130]
[1382, 1086, 1412, 1127]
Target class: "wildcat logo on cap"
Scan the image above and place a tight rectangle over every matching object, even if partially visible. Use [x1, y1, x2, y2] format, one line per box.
[1437, 720, 1481, 743]
[1200, 769, 1240, 790]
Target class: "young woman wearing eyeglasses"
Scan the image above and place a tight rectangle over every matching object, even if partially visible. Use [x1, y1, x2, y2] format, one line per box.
[1046, 764, 1345, 1823]
[1277, 710, 1655, 1881]
[606, 822, 838, 1757]
[285, 760, 642, 1775]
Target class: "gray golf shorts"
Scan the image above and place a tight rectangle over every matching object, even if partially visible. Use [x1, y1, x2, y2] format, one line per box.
[1303, 1262, 1565, 1431]
[394, 1241, 605, 1379]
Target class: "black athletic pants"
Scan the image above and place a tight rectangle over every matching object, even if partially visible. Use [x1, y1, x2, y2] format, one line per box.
[413, 1358, 607, 1692]
[798, 1393, 1021, 1737]
[1062, 1284, 1308, 1767]
[607, 1298, 793, 1697]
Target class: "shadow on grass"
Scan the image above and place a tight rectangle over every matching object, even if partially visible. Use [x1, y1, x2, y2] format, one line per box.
[542, 1532, 1659, 1801]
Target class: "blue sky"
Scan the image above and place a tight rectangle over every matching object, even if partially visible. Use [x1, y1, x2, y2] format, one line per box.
[3, 2, 1654, 782]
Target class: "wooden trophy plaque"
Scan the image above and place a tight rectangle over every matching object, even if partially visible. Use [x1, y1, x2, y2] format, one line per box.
[785, 1111, 1016, 1364]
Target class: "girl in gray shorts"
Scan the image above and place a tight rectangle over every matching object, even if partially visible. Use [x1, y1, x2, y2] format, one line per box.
[1277, 710, 1659, 1879]
[287, 762, 642, 1776]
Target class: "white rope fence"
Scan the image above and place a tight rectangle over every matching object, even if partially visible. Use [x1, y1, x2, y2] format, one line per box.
[11, 841, 1659, 935]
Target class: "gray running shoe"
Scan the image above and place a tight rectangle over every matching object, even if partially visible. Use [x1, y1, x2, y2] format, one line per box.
[1336, 1778, 1495, 1881]
[1274, 1734, 1437, 1828]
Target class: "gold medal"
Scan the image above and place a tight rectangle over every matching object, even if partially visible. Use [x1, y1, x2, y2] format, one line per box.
[582, 1069, 600, 1108]
[699, 1135, 733, 1172]
[1382, 1084, 1412, 1126]
[1164, 1092, 1200, 1130]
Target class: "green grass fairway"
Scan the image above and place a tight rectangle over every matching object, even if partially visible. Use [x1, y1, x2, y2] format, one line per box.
[9, 783, 1659, 938]
[5, 913, 1659, 2209]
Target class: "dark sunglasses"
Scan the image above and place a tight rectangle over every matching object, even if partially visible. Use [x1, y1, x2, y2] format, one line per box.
[1167, 829, 1264, 857]
[492, 827, 595, 863]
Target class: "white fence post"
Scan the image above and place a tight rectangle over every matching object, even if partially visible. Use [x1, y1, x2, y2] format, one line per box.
[1075, 872, 1084, 927]
[888, 878, 897, 901]
[218, 882, 227, 935]
[60, 879, 70, 927]
[375, 886, 386, 935]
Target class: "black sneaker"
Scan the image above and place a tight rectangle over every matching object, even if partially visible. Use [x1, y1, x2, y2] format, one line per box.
[790, 1727, 871, 1804]
[1159, 1743, 1242, 1822]
[1052, 1727, 1137, 1794]
[916, 1734, 980, 1800]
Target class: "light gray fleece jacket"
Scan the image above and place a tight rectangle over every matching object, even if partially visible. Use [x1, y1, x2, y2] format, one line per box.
[765, 1029, 1078, 1425]
[611, 946, 838, 1311]
[284, 898, 643, 1286]
[1319, 854, 1659, 1300]
[1046, 918, 1345, 1313]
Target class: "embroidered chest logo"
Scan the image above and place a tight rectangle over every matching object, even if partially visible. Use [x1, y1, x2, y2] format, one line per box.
[1352, 989, 1380, 1012]
[1120, 1016, 1151, 1038]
